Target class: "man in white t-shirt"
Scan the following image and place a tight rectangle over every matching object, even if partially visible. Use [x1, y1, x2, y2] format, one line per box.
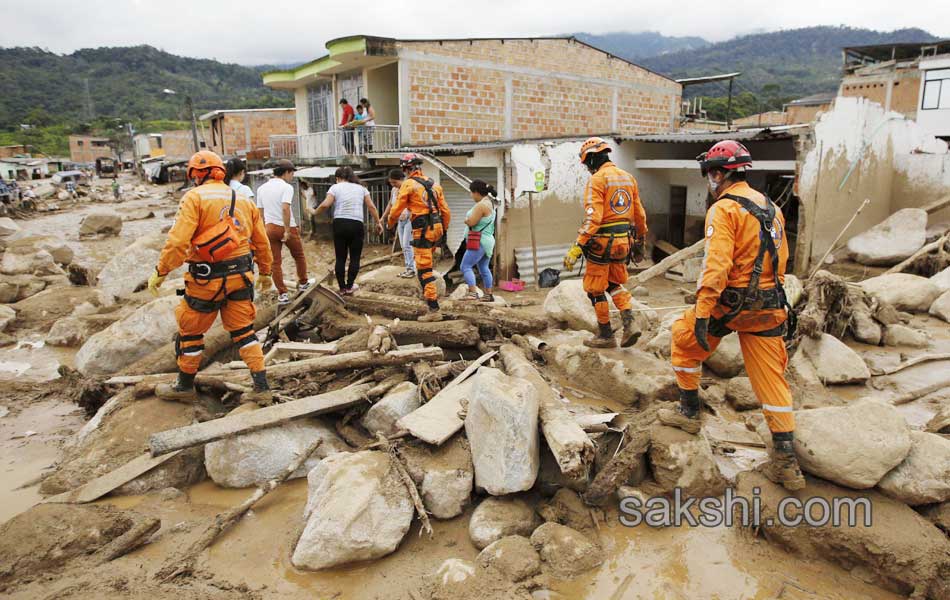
[256, 159, 309, 304]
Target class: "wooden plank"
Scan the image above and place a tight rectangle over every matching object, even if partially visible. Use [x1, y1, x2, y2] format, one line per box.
[265, 346, 443, 379]
[148, 383, 373, 456]
[42, 450, 183, 504]
[273, 341, 339, 355]
[396, 351, 496, 445]
[630, 239, 705, 286]
[654, 239, 680, 256]
[922, 194, 950, 215]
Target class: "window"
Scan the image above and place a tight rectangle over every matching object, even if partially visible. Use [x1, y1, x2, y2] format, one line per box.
[307, 81, 332, 133]
[77, 141, 84, 147]
[922, 68, 950, 110]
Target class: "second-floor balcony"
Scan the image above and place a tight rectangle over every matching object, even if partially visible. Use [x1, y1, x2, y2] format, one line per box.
[270, 125, 401, 162]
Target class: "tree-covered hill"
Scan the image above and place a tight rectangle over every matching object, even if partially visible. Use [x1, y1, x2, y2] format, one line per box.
[573, 31, 708, 59]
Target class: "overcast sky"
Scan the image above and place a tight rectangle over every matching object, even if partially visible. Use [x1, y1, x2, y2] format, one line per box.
[6, 0, 949, 65]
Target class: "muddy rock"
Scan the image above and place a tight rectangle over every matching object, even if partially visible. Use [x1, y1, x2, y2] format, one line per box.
[0, 217, 21, 239]
[801, 333, 870, 384]
[356, 265, 445, 298]
[785, 274, 804, 308]
[791, 399, 912, 489]
[96, 236, 163, 301]
[469, 496, 541, 550]
[0, 504, 135, 591]
[918, 502, 950, 534]
[0, 250, 35, 275]
[537, 488, 596, 535]
[927, 404, 950, 434]
[292, 450, 413, 570]
[530, 522, 604, 577]
[464, 367, 539, 495]
[0, 305, 14, 331]
[450, 283, 484, 300]
[644, 328, 672, 358]
[851, 308, 883, 345]
[36, 238, 74, 266]
[400, 434, 474, 519]
[205, 404, 350, 488]
[75, 294, 179, 376]
[705, 333, 744, 378]
[860, 273, 942, 313]
[79, 210, 123, 237]
[736, 471, 950, 600]
[883, 324, 929, 348]
[877, 431, 950, 506]
[543, 279, 653, 335]
[847, 208, 927, 266]
[725, 376, 760, 411]
[930, 290, 950, 323]
[41, 395, 206, 496]
[46, 315, 96, 346]
[476, 535, 541, 582]
[931, 267, 950, 294]
[0, 273, 46, 303]
[649, 423, 727, 498]
[361, 381, 420, 437]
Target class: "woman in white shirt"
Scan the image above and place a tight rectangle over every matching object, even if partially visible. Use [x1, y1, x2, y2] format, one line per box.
[225, 158, 254, 202]
[313, 166, 383, 294]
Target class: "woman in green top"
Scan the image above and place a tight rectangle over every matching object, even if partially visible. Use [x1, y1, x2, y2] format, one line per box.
[461, 179, 497, 302]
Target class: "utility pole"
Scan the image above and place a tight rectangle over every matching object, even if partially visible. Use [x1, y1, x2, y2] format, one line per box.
[128, 122, 139, 177]
[726, 78, 734, 130]
[185, 94, 200, 153]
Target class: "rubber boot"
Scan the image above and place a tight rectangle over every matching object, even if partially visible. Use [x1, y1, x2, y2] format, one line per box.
[657, 388, 702, 434]
[761, 436, 806, 491]
[155, 371, 198, 402]
[620, 309, 641, 348]
[584, 323, 618, 348]
[243, 371, 274, 407]
[418, 300, 443, 322]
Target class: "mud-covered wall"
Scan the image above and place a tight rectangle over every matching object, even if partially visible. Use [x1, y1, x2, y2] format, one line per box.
[796, 97, 950, 274]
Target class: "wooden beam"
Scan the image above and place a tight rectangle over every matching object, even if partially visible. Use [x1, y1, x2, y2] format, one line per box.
[629, 239, 705, 286]
[265, 346, 443, 380]
[42, 450, 183, 504]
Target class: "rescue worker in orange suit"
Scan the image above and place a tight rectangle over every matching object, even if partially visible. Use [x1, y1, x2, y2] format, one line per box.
[387, 153, 451, 322]
[147, 150, 275, 405]
[659, 140, 805, 490]
[563, 137, 647, 348]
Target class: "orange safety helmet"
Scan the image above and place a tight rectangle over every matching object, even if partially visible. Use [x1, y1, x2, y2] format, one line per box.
[697, 140, 752, 176]
[186, 150, 226, 181]
[578, 137, 611, 163]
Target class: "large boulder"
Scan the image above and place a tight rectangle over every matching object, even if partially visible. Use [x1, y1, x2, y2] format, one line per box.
[361, 381, 420, 437]
[205, 404, 351, 488]
[877, 431, 950, 506]
[543, 279, 653, 335]
[468, 496, 541, 550]
[356, 265, 445, 298]
[464, 367, 539, 495]
[292, 450, 413, 570]
[46, 315, 97, 347]
[399, 434, 474, 519]
[649, 424, 727, 498]
[476, 536, 541, 582]
[0, 274, 46, 303]
[75, 294, 179, 376]
[930, 290, 950, 323]
[882, 324, 929, 348]
[801, 333, 870, 384]
[0, 217, 21, 239]
[851, 309, 883, 345]
[705, 333, 744, 378]
[776, 399, 913, 489]
[96, 235, 163, 301]
[860, 273, 942, 313]
[725, 376, 759, 411]
[0, 305, 15, 331]
[846, 208, 927, 266]
[736, 471, 950, 600]
[79, 211, 123, 237]
[530, 523, 604, 578]
[931, 266, 950, 294]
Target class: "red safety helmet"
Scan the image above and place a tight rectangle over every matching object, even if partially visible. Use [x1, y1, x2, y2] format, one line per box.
[697, 140, 752, 176]
[579, 137, 611, 163]
[186, 150, 226, 181]
[399, 153, 424, 169]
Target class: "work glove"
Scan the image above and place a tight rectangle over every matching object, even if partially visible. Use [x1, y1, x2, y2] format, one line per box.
[256, 274, 273, 292]
[563, 244, 583, 272]
[631, 238, 645, 264]
[694, 317, 710, 352]
[147, 269, 165, 297]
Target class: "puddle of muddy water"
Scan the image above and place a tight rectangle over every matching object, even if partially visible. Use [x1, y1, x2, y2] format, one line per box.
[0, 334, 74, 382]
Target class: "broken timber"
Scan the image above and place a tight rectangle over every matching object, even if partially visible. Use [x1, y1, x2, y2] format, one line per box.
[320, 314, 481, 349]
[500, 344, 594, 479]
[584, 430, 652, 506]
[265, 346, 443, 380]
[42, 450, 183, 504]
[884, 232, 950, 275]
[148, 384, 374, 456]
[629, 239, 705, 286]
[343, 291, 547, 335]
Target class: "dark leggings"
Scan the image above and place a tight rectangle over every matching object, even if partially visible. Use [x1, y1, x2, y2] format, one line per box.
[333, 218, 365, 289]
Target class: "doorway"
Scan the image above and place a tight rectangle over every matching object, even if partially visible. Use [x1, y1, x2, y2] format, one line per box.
[669, 185, 687, 248]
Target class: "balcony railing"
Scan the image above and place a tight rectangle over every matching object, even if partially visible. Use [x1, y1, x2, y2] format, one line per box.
[270, 125, 401, 161]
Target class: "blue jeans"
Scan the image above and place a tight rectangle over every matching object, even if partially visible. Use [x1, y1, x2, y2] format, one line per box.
[461, 247, 493, 290]
[397, 219, 414, 270]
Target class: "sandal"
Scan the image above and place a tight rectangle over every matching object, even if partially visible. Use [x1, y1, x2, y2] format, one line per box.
[398, 269, 415, 278]
[464, 291, 480, 301]
[478, 293, 495, 303]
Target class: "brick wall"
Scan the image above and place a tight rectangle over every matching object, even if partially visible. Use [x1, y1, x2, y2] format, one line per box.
[840, 69, 920, 118]
[398, 39, 680, 146]
[68, 136, 112, 163]
[160, 130, 197, 161]
[208, 110, 296, 157]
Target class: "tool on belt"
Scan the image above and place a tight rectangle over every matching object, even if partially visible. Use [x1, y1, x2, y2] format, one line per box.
[409, 176, 442, 249]
[582, 221, 633, 265]
[708, 194, 796, 341]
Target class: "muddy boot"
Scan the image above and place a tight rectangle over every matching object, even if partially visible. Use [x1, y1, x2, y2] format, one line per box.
[657, 389, 702, 434]
[418, 301, 443, 322]
[242, 371, 274, 407]
[761, 436, 806, 491]
[584, 323, 618, 348]
[619, 309, 641, 348]
[155, 371, 197, 402]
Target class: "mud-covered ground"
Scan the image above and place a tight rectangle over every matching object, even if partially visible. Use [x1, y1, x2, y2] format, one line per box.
[0, 175, 946, 599]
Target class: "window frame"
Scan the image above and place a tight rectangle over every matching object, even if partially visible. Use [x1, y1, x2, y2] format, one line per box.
[922, 68, 950, 111]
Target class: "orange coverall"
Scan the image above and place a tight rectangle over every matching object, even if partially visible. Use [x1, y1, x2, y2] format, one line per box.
[670, 180, 794, 434]
[387, 170, 451, 307]
[157, 181, 273, 375]
[577, 161, 648, 325]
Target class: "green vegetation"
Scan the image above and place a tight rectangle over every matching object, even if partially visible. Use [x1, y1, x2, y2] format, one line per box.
[0, 45, 292, 155]
[573, 31, 708, 60]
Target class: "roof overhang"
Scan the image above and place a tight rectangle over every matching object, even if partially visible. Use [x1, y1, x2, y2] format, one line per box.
[262, 36, 397, 89]
[624, 124, 811, 144]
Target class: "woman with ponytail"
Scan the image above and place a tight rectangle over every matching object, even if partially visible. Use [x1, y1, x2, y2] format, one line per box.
[460, 179, 497, 302]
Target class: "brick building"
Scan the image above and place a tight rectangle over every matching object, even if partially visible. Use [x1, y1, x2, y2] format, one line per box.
[0, 145, 30, 159]
[68, 135, 113, 164]
[199, 108, 296, 160]
[133, 130, 200, 162]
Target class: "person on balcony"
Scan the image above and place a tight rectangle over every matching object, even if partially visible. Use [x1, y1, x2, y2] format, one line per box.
[313, 166, 383, 295]
[359, 98, 376, 152]
[339, 98, 355, 154]
[381, 169, 414, 278]
[257, 159, 310, 305]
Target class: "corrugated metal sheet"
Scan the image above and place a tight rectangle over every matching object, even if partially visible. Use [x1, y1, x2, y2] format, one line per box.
[625, 124, 810, 144]
[514, 243, 580, 285]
